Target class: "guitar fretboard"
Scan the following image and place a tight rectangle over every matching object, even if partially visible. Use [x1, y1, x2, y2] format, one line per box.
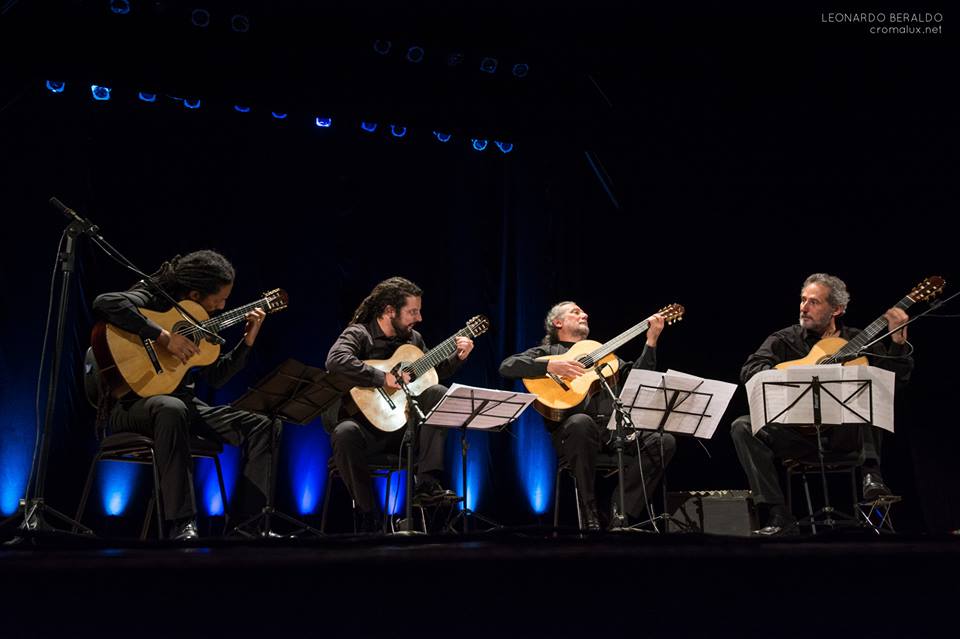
[403, 327, 477, 378]
[202, 297, 274, 333]
[823, 295, 913, 364]
[576, 318, 651, 368]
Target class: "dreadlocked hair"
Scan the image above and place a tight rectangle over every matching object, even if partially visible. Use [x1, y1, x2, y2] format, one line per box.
[350, 276, 423, 324]
[147, 250, 235, 299]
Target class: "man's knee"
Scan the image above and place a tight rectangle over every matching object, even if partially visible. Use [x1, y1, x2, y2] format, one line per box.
[730, 415, 754, 443]
[331, 421, 364, 452]
[560, 414, 598, 445]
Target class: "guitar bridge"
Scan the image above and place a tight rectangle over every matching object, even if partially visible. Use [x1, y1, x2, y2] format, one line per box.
[547, 373, 570, 391]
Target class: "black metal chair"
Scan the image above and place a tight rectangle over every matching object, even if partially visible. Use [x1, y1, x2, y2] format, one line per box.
[553, 454, 620, 530]
[75, 348, 227, 539]
[320, 454, 426, 533]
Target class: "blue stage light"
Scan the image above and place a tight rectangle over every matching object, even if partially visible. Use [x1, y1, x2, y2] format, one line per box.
[0, 413, 32, 516]
[286, 424, 331, 515]
[389, 125, 407, 138]
[432, 131, 452, 143]
[230, 14, 250, 33]
[373, 40, 392, 55]
[513, 403, 555, 514]
[183, 98, 201, 109]
[494, 141, 514, 154]
[315, 117, 332, 128]
[471, 139, 488, 151]
[90, 85, 111, 101]
[198, 446, 238, 516]
[479, 57, 498, 74]
[138, 92, 157, 102]
[446, 52, 464, 67]
[110, 0, 131, 15]
[99, 461, 139, 516]
[448, 431, 488, 512]
[375, 471, 406, 515]
[191, 8, 210, 27]
[271, 112, 288, 119]
[233, 105, 251, 113]
[45, 81, 65, 93]
[360, 121, 378, 133]
[512, 63, 529, 78]
[406, 46, 424, 63]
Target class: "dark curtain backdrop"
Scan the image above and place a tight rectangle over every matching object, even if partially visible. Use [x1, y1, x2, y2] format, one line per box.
[1, 2, 957, 533]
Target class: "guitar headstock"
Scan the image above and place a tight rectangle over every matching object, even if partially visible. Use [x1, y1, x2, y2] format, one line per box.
[262, 288, 289, 313]
[465, 314, 491, 338]
[657, 303, 685, 325]
[907, 276, 945, 303]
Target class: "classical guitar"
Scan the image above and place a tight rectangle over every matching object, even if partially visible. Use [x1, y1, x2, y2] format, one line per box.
[522, 304, 685, 422]
[91, 288, 289, 398]
[349, 315, 491, 432]
[775, 276, 945, 370]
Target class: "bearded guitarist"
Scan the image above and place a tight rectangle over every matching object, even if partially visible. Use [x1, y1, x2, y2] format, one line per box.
[323, 276, 474, 533]
[499, 300, 675, 532]
[731, 272, 920, 536]
[91, 250, 281, 541]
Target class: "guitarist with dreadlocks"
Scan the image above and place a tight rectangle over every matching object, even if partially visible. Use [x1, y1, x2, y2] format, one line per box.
[92, 249, 280, 540]
[323, 276, 474, 533]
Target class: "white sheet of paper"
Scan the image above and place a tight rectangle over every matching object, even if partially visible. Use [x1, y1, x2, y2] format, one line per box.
[423, 383, 538, 430]
[746, 365, 895, 434]
[605, 369, 737, 439]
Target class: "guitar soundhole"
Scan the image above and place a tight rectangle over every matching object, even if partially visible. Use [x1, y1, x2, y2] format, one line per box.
[173, 321, 201, 345]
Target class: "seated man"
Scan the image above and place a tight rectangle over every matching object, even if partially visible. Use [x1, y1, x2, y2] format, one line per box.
[323, 276, 474, 533]
[500, 300, 675, 531]
[730, 272, 913, 535]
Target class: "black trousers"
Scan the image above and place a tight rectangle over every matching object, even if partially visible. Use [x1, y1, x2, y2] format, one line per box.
[553, 413, 677, 519]
[730, 414, 881, 506]
[329, 384, 448, 514]
[109, 394, 282, 522]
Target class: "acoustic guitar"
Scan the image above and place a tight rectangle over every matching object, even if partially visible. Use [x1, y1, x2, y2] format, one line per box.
[91, 288, 288, 398]
[775, 276, 944, 370]
[522, 304, 685, 421]
[349, 315, 491, 432]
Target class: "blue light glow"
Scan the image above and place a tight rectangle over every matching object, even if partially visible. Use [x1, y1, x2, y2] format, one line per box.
[197, 446, 238, 516]
[360, 121, 378, 133]
[90, 85, 111, 101]
[512, 387, 555, 514]
[480, 57, 498, 74]
[110, 0, 131, 15]
[99, 461, 139, 515]
[432, 131, 452, 143]
[375, 470, 406, 515]
[448, 430, 488, 512]
[0, 412, 32, 516]
[494, 141, 514, 154]
[315, 117, 332, 128]
[183, 99, 201, 109]
[389, 125, 407, 138]
[191, 9, 210, 28]
[471, 139, 488, 152]
[286, 425, 330, 515]
[271, 112, 288, 120]
[138, 92, 157, 102]
[373, 40, 392, 55]
[45, 81, 65, 93]
[233, 105, 251, 113]
[230, 14, 250, 33]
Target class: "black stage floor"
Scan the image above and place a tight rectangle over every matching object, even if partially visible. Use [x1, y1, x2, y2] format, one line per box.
[2, 528, 958, 638]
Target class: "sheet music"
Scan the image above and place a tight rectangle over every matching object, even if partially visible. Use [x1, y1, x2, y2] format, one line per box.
[746, 365, 895, 434]
[423, 383, 537, 430]
[605, 369, 737, 439]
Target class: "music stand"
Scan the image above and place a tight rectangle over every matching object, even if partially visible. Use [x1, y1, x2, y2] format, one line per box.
[421, 383, 537, 533]
[604, 369, 737, 532]
[228, 358, 341, 538]
[746, 365, 896, 532]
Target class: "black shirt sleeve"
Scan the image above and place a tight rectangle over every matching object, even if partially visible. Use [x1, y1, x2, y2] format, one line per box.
[499, 344, 553, 379]
[325, 324, 386, 388]
[197, 341, 251, 389]
[92, 289, 166, 341]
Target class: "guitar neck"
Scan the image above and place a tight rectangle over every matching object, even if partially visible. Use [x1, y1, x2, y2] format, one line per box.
[829, 295, 914, 361]
[202, 298, 271, 333]
[581, 318, 651, 366]
[404, 327, 473, 378]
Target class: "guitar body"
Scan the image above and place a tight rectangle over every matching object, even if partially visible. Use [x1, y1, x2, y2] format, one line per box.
[522, 340, 620, 422]
[94, 300, 221, 398]
[774, 337, 869, 370]
[349, 343, 441, 432]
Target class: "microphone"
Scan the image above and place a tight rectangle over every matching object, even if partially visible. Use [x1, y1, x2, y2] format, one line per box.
[49, 196, 100, 235]
[49, 197, 80, 221]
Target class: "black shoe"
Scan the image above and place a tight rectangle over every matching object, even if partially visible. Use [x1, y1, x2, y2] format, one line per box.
[753, 511, 798, 537]
[169, 518, 199, 541]
[609, 494, 625, 529]
[412, 482, 457, 507]
[357, 511, 384, 534]
[582, 509, 601, 532]
[863, 473, 892, 501]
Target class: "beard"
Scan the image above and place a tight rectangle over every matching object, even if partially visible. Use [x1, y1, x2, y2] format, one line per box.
[571, 323, 590, 340]
[799, 314, 830, 334]
[391, 316, 414, 339]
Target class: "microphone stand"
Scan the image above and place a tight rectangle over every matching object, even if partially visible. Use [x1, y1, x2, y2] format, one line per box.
[846, 290, 960, 358]
[392, 366, 427, 536]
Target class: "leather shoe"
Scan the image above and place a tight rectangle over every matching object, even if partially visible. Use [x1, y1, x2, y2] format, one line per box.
[412, 482, 458, 507]
[170, 518, 199, 541]
[582, 509, 601, 532]
[753, 511, 798, 537]
[863, 473, 892, 501]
